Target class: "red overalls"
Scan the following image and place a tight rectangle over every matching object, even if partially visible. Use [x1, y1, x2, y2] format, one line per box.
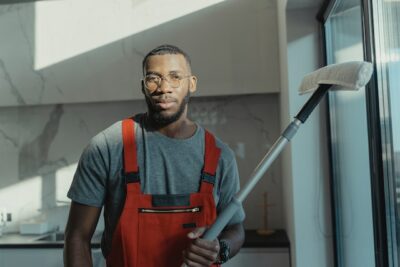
[106, 118, 221, 267]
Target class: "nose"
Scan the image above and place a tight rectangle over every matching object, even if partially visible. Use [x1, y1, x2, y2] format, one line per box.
[158, 78, 172, 93]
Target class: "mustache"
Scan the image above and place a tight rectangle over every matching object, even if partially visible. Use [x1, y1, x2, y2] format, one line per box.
[150, 96, 177, 103]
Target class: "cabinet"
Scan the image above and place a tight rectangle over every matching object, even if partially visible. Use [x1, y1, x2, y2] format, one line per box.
[0, 248, 62, 267]
[0, 247, 289, 267]
[0, 248, 104, 267]
[90, 248, 290, 267]
[225, 248, 290, 267]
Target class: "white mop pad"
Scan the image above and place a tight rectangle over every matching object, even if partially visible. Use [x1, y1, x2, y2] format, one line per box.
[299, 61, 373, 94]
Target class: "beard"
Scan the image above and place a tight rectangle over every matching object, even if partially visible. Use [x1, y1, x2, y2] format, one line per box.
[145, 90, 190, 127]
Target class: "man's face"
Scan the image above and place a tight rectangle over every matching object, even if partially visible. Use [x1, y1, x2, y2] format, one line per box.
[142, 54, 197, 125]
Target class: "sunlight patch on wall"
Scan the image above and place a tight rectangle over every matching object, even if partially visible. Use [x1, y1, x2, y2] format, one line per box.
[55, 163, 77, 204]
[0, 162, 77, 232]
[34, 0, 225, 70]
[0, 175, 42, 230]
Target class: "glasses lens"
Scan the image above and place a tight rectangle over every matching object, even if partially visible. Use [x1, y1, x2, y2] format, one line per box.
[144, 75, 159, 91]
[168, 75, 181, 88]
[144, 74, 189, 91]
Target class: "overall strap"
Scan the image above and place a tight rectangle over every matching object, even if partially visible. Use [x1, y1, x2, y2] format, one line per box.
[200, 130, 221, 194]
[122, 118, 141, 194]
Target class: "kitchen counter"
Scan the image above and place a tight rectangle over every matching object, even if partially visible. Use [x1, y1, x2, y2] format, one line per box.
[0, 231, 102, 249]
[0, 229, 289, 249]
[243, 229, 289, 248]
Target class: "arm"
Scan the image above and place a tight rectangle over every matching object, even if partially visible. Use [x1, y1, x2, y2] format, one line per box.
[217, 222, 245, 259]
[63, 201, 102, 267]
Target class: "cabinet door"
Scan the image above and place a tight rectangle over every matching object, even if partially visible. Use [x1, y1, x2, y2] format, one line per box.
[2, 249, 63, 267]
[0, 249, 3, 267]
[224, 248, 290, 267]
[1, 248, 106, 267]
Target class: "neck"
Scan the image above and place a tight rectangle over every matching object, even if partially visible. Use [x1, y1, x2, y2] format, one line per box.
[144, 110, 197, 139]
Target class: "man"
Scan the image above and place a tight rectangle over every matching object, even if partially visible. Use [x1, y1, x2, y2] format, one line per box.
[64, 44, 245, 267]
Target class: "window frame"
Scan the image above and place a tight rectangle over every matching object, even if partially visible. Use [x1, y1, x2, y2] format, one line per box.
[318, 0, 389, 266]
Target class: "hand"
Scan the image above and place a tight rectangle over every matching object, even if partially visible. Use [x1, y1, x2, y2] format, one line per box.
[181, 227, 220, 267]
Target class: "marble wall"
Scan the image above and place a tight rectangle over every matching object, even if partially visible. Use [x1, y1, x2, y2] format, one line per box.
[0, 93, 282, 232]
[0, 0, 279, 107]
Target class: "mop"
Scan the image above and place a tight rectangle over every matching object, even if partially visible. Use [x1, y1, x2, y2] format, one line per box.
[201, 61, 374, 242]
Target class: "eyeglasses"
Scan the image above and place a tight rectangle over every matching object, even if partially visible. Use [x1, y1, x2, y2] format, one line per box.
[143, 74, 192, 92]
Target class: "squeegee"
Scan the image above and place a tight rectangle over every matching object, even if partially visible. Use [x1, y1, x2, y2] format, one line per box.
[202, 61, 374, 241]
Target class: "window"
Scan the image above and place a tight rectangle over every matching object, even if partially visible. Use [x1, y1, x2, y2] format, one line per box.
[325, 0, 376, 266]
[323, 0, 400, 266]
[371, 0, 400, 265]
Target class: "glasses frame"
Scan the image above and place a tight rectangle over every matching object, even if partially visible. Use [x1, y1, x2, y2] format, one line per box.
[142, 74, 192, 92]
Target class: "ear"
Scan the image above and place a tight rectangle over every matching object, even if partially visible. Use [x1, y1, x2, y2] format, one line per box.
[141, 80, 145, 94]
[189, 75, 198, 94]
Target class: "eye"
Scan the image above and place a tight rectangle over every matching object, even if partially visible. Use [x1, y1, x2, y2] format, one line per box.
[146, 75, 159, 82]
[169, 74, 181, 81]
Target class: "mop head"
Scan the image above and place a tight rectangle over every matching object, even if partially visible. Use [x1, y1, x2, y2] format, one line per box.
[299, 61, 373, 95]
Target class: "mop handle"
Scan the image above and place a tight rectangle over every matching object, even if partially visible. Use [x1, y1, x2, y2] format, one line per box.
[202, 84, 332, 241]
[203, 119, 301, 241]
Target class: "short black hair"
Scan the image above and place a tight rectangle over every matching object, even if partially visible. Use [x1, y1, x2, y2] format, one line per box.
[142, 44, 192, 75]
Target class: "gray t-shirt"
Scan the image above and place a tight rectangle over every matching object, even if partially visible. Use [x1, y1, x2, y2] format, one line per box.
[67, 114, 245, 257]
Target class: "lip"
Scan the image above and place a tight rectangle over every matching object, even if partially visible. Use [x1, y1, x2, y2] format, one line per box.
[154, 98, 176, 110]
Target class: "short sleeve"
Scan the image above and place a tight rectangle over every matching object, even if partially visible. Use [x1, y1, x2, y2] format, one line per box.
[217, 148, 246, 225]
[67, 133, 109, 207]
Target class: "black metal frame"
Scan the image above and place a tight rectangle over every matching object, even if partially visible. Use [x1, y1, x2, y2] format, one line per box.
[317, 0, 389, 266]
[361, 1, 389, 266]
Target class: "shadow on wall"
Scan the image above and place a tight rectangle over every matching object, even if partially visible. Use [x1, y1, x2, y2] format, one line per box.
[19, 105, 65, 180]
[18, 105, 64, 213]
[1, 0, 278, 107]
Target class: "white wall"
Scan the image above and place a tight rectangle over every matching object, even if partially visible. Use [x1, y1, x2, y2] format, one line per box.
[0, 0, 279, 107]
[278, 4, 334, 267]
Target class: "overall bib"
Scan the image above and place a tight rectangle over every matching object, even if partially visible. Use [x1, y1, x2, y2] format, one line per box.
[106, 118, 221, 267]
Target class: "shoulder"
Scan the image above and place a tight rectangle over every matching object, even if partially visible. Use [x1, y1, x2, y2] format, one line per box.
[92, 114, 145, 151]
[100, 114, 143, 144]
[201, 127, 236, 167]
[101, 120, 122, 142]
[87, 117, 132, 153]
[93, 121, 121, 149]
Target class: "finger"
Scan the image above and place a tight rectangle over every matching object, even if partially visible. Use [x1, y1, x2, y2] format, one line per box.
[193, 238, 220, 253]
[188, 242, 219, 262]
[182, 257, 203, 267]
[183, 249, 215, 267]
[188, 227, 207, 239]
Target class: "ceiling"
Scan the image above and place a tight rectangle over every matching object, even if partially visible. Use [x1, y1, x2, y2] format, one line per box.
[287, 0, 326, 9]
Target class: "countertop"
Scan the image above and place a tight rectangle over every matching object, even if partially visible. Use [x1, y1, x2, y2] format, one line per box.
[0, 231, 102, 249]
[243, 229, 289, 248]
[0, 229, 289, 249]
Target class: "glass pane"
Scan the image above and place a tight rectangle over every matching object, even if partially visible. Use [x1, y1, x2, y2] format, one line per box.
[372, 0, 400, 266]
[325, 0, 376, 266]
